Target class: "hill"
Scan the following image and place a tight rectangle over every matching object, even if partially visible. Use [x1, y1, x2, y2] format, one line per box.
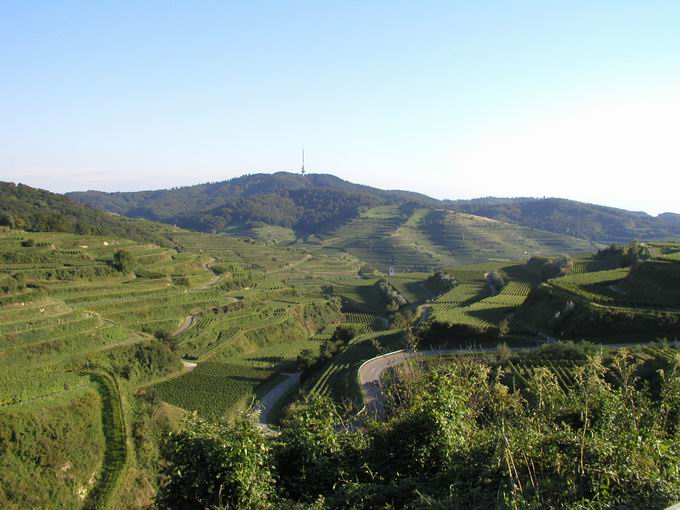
[514, 244, 680, 341]
[0, 225, 366, 507]
[66, 172, 441, 235]
[447, 197, 680, 243]
[0, 182, 172, 245]
[68, 173, 680, 244]
[318, 204, 596, 271]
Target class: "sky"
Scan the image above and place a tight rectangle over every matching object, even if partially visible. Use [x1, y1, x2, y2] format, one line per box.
[1, 1, 679, 214]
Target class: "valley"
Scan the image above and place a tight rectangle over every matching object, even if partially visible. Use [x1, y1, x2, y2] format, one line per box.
[1, 180, 680, 509]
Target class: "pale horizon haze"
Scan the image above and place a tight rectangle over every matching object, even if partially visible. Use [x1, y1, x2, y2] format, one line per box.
[2, 2, 679, 215]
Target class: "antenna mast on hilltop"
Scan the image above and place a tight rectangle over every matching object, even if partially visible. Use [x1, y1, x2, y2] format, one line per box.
[301, 149, 306, 176]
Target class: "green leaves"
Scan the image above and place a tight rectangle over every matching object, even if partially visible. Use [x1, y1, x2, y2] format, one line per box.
[156, 414, 275, 509]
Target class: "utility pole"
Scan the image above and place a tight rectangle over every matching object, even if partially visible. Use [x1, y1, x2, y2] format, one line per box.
[301, 149, 306, 176]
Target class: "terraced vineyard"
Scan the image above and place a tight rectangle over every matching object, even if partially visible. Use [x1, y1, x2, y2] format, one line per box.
[153, 362, 275, 420]
[427, 261, 539, 336]
[169, 231, 308, 273]
[548, 268, 632, 305]
[319, 205, 597, 272]
[420, 209, 596, 265]
[0, 227, 353, 507]
[3, 210, 678, 509]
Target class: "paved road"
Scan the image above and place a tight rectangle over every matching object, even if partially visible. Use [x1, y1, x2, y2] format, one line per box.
[257, 372, 301, 429]
[181, 360, 197, 371]
[197, 257, 221, 289]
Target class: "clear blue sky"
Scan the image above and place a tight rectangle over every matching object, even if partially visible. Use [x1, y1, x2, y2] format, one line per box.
[2, 1, 679, 214]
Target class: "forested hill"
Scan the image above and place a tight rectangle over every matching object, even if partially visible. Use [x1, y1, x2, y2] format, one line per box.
[67, 172, 440, 234]
[67, 172, 680, 242]
[0, 182, 171, 244]
[447, 197, 680, 243]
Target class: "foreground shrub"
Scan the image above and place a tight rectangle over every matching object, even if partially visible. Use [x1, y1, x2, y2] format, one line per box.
[156, 414, 275, 509]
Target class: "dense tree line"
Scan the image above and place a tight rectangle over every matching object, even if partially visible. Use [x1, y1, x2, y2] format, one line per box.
[66, 172, 439, 235]
[376, 279, 407, 312]
[64, 173, 680, 242]
[596, 240, 652, 266]
[0, 182, 169, 244]
[449, 197, 680, 242]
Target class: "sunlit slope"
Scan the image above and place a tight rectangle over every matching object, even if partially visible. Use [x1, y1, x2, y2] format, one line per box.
[320, 205, 597, 271]
[515, 243, 680, 341]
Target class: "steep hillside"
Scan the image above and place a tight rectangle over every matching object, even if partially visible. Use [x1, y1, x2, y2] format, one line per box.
[0, 182, 172, 245]
[448, 197, 680, 243]
[0, 224, 395, 508]
[515, 247, 680, 340]
[659, 212, 680, 226]
[320, 204, 597, 271]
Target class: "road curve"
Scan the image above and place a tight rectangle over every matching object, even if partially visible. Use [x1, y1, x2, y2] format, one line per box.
[257, 372, 301, 429]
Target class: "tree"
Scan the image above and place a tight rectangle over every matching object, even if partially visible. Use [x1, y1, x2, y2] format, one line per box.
[275, 395, 345, 500]
[331, 325, 355, 346]
[111, 249, 133, 273]
[496, 341, 511, 363]
[597, 241, 651, 267]
[543, 254, 573, 279]
[156, 414, 275, 510]
[623, 240, 652, 266]
[0, 212, 15, 229]
[498, 318, 511, 337]
[486, 270, 505, 293]
[154, 329, 178, 351]
[426, 270, 457, 293]
[296, 348, 318, 374]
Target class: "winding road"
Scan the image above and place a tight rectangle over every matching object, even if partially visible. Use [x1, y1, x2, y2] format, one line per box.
[256, 372, 301, 432]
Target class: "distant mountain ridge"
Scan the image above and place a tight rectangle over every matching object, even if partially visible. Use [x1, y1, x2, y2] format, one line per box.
[65, 172, 680, 243]
[446, 197, 680, 243]
[67, 172, 441, 235]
